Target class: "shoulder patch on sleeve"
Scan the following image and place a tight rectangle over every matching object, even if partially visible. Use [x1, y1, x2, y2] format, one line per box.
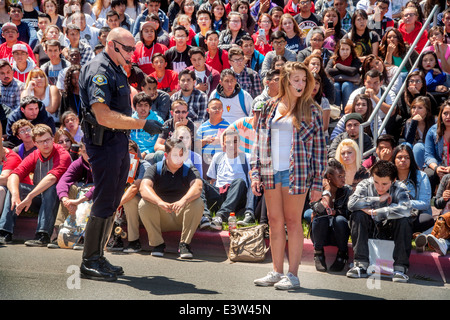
[92, 74, 108, 86]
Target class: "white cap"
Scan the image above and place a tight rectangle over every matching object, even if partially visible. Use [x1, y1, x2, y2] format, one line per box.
[12, 43, 28, 53]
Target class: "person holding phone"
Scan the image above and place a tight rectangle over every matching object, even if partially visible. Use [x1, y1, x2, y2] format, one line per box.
[252, 13, 273, 55]
[321, 7, 346, 52]
[298, 7, 343, 57]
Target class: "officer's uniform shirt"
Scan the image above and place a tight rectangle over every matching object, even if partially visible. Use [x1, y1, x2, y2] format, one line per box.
[79, 51, 131, 118]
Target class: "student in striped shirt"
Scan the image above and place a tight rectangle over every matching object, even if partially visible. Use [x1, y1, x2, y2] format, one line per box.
[228, 108, 256, 154]
[195, 98, 230, 177]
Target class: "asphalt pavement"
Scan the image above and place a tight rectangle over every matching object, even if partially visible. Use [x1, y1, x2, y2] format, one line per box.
[1, 235, 449, 305]
[2, 216, 449, 312]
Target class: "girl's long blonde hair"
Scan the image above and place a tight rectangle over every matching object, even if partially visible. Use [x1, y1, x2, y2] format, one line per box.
[276, 61, 318, 128]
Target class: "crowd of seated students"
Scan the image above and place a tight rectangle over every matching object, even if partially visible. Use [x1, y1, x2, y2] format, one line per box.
[0, 0, 448, 278]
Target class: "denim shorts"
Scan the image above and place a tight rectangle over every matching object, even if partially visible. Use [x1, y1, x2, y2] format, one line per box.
[273, 170, 290, 187]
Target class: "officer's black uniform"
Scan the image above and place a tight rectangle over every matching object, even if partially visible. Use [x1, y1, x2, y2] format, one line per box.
[80, 51, 132, 219]
[78, 50, 132, 281]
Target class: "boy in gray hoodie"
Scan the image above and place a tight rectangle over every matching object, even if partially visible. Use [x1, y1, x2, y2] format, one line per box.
[11, 43, 35, 83]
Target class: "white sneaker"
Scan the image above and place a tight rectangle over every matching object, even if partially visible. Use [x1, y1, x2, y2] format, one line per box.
[427, 235, 448, 256]
[274, 272, 300, 290]
[254, 271, 283, 287]
[392, 270, 409, 283]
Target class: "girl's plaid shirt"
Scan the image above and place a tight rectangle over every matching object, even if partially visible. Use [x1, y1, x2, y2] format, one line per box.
[250, 98, 327, 195]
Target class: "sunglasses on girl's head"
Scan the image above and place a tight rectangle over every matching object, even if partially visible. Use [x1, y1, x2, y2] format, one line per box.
[113, 40, 136, 53]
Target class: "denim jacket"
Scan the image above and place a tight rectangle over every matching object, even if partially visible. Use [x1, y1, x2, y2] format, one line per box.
[400, 170, 432, 215]
[424, 124, 444, 167]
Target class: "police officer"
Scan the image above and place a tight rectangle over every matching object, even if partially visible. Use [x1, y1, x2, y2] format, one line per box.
[79, 27, 163, 281]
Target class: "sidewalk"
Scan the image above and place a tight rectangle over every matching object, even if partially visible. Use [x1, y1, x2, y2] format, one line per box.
[13, 216, 450, 283]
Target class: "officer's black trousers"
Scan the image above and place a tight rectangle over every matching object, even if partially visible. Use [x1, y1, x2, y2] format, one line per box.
[85, 131, 130, 218]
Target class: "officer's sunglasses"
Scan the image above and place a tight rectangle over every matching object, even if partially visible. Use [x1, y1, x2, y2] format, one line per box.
[112, 40, 136, 53]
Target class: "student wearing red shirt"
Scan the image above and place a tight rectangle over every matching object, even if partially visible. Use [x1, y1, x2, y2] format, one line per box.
[0, 22, 36, 66]
[0, 123, 71, 246]
[168, 14, 197, 47]
[252, 13, 273, 55]
[0, 147, 31, 215]
[0, 148, 32, 186]
[205, 30, 230, 73]
[149, 53, 179, 96]
[130, 21, 168, 75]
[398, 6, 428, 54]
[284, 0, 302, 16]
[11, 43, 36, 83]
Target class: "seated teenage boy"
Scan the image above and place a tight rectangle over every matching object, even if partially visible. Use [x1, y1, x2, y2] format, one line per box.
[204, 129, 252, 231]
[347, 160, 412, 283]
[0, 124, 71, 246]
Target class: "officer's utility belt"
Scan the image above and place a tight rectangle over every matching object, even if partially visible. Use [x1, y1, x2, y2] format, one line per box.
[82, 110, 130, 146]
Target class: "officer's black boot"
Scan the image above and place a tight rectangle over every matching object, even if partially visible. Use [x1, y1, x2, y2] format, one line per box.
[100, 215, 124, 275]
[80, 216, 117, 282]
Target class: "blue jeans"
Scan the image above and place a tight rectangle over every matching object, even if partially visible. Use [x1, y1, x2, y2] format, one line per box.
[334, 81, 355, 110]
[0, 183, 59, 236]
[273, 170, 290, 188]
[413, 142, 425, 169]
[204, 178, 248, 221]
[311, 214, 350, 252]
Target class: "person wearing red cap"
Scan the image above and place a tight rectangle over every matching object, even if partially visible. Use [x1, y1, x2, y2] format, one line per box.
[0, 22, 36, 66]
[130, 20, 168, 74]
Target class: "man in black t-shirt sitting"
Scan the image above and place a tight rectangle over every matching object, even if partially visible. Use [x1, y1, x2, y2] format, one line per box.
[138, 137, 204, 259]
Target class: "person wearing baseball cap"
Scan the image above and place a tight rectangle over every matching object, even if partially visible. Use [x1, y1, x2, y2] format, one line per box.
[2, 22, 18, 33]
[130, 19, 168, 75]
[328, 113, 374, 159]
[0, 19, 36, 66]
[11, 43, 36, 83]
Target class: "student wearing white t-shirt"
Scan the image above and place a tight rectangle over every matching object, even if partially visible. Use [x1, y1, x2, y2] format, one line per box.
[204, 130, 251, 231]
[209, 69, 253, 124]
